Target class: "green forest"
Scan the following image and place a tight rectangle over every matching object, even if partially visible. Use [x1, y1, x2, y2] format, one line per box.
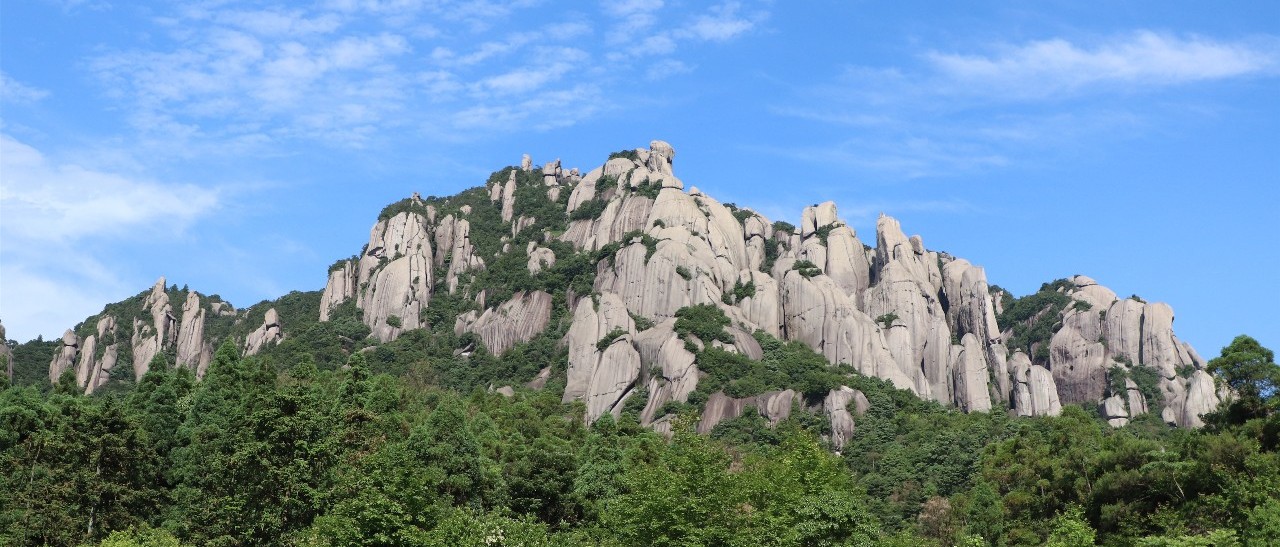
[1, 333, 1277, 546]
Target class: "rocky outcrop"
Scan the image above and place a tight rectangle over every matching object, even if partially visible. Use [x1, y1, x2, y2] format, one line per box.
[563, 293, 639, 422]
[358, 211, 434, 342]
[635, 321, 700, 425]
[320, 260, 357, 321]
[697, 389, 797, 434]
[0, 321, 12, 381]
[1100, 395, 1130, 427]
[131, 277, 176, 379]
[49, 329, 80, 384]
[1011, 352, 1061, 417]
[823, 386, 869, 450]
[527, 245, 556, 274]
[176, 292, 212, 375]
[244, 308, 284, 357]
[454, 291, 553, 356]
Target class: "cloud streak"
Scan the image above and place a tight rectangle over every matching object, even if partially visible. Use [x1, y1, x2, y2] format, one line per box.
[926, 31, 1279, 98]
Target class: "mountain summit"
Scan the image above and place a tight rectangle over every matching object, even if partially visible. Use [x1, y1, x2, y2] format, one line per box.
[26, 140, 1221, 435]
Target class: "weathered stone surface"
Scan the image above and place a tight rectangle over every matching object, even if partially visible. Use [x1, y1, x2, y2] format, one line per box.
[736, 269, 782, 337]
[527, 245, 556, 274]
[0, 321, 12, 381]
[359, 212, 434, 341]
[1181, 370, 1220, 428]
[1069, 275, 1118, 309]
[824, 386, 869, 450]
[697, 389, 797, 434]
[563, 293, 636, 410]
[1100, 395, 1130, 427]
[319, 260, 356, 321]
[635, 321, 700, 425]
[1125, 378, 1148, 417]
[521, 153, 532, 171]
[1011, 352, 1062, 417]
[1104, 298, 1145, 367]
[823, 225, 871, 304]
[1050, 307, 1108, 404]
[244, 308, 284, 357]
[454, 291, 553, 356]
[780, 269, 915, 392]
[131, 277, 176, 380]
[595, 226, 728, 321]
[951, 333, 993, 412]
[647, 140, 675, 175]
[176, 292, 210, 373]
[50, 329, 80, 384]
[501, 170, 517, 223]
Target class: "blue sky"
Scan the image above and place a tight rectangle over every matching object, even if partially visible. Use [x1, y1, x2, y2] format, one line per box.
[1, 1, 1277, 357]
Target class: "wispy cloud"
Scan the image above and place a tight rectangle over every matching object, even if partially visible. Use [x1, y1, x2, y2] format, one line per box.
[86, 1, 768, 149]
[0, 72, 49, 103]
[926, 31, 1280, 98]
[771, 31, 1279, 179]
[0, 134, 220, 243]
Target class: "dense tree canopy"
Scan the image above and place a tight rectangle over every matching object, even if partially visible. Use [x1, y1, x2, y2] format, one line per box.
[1, 335, 1278, 546]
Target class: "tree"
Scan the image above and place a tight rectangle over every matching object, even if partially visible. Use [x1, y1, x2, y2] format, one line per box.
[1207, 335, 1279, 423]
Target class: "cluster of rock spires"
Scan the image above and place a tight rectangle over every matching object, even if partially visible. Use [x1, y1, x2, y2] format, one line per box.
[45, 277, 284, 394]
[37, 140, 1222, 444]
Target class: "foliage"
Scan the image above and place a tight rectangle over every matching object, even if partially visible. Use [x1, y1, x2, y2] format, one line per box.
[607, 149, 640, 162]
[673, 304, 733, 345]
[998, 279, 1073, 365]
[793, 260, 823, 278]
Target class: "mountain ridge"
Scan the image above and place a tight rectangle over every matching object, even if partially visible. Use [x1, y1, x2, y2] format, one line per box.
[7, 140, 1223, 433]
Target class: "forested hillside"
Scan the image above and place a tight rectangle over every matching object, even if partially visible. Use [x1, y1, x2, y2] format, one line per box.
[1, 334, 1277, 545]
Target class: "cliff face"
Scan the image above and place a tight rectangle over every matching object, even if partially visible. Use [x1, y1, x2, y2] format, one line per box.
[38, 140, 1220, 429]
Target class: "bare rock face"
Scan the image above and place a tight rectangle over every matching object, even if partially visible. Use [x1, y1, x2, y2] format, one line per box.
[176, 292, 211, 374]
[131, 277, 176, 379]
[595, 226, 727, 321]
[84, 316, 119, 394]
[736, 269, 782, 337]
[824, 386, 869, 450]
[697, 389, 797, 434]
[0, 321, 12, 381]
[49, 329, 80, 384]
[951, 333, 993, 413]
[1050, 307, 1108, 404]
[454, 291, 552, 356]
[244, 308, 284, 357]
[563, 293, 638, 422]
[521, 153, 532, 171]
[1180, 370, 1221, 428]
[647, 140, 675, 176]
[358, 211, 434, 342]
[501, 170, 517, 223]
[780, 269, 915, 393]
[1100, 395, 1130, 427]
[320, 260, 357, 321]
[1125, 378, 1148, 417]
[527, 245, 556, 274]
[1011, 352, 1061, 417]
[635, 321, 700, 425]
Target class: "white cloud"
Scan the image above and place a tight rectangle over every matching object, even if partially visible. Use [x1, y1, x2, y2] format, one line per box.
[0, 134, 219, 244]
[680, 1, 759, 42]
[926, 31, 1279, 97]
[0, 72, 49, 103]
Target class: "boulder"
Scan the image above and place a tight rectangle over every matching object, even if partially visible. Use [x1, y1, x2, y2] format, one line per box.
[244, 308, 284, 357]
[1100, 395, 1130, 427]
[824, 386, 869, 450]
